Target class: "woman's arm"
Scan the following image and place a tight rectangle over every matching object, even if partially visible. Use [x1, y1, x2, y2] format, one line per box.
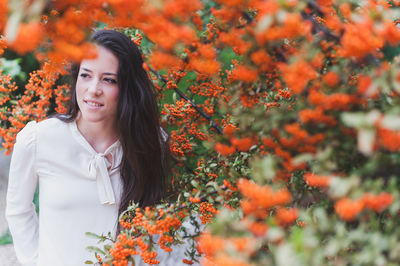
[5, 121, 39, 266]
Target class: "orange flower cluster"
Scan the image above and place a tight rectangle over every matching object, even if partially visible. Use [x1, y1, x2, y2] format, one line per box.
[192, 12, 203, 31]
[298, 107, 337, 126]
[119, 220, 132, 229]
[229, 65, 258, 83]
[256, 13, 311, 44]
[279, 60, 317, 94]
[276, 207, 299, 226]
[199, 202, 217, 224]
[334, 198, 364, 221]
[303, 172, 331, 188]
[362, 192, 394, 212]
[145, 19, 196, 52]
[0, 0, 7, 30]
[308, 89, 359, 111]
[281, 123, 325, 153]
[169, 130, 193, 157]
[260, 124, 325, 181]
[163, 99, 188, 120]
[198, 232, 254, 266]
[239, 93, 261, 108]
[275, 89, 293, 100]
[378, 20, 400, 46]
[335, 192, 394, 221]
[0, 72, 17, 106]
[112, 207, 186, 264]
[339, 20, 384, 58]
[190, 82, 228, 98]
[109, 239, 138, 266]
[150, 51, 183, 70]
[0, 38, 6, 57]
[0, 63, 64, 153]
[322, 71, 340, 87]
[53, 84, 70, 114]
[218, 28, 252, 55]
[186, 43, 221, 76]
[238, 179, 292, 212]
[189, 196, 201, 203]
[214, 142, 235, 156]
[131, 33, 143, 46]
[231, 137, 254, 152]
[136, 237, 160, 265]
[197, 232, 227, 258]
[357, 75, 373, 95]
[248, 221, 268, 236]
[202, 255, 250, 266]
[161, 79, 220, 159]
[222, 179, 237, 192]
[215, 135, 257, 156]
[132, 208, 182, 236]
[7, 22, 44, 55]
[218, 179, 237, 202]
[250, 49, 273, 72]
[377, 128, 400, 152]
[182, 258, 194, 265]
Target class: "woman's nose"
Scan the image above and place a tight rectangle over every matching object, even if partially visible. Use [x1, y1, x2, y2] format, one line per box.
[87, 79, 102, 95]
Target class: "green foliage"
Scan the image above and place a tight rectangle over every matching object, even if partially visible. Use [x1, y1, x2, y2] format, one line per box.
[0, 230, 12, 245]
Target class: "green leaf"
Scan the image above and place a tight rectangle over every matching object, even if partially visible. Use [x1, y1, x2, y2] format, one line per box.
[293, 153, 314, 165]
[0, 230, 13, 245]
[266, 227, 284, 242]
[190, 180, 199, 188]
[357, 128, 376, 156]
[256, 14, 273, 33]
[328, 176, 360, 199]
[341, 112, 367, 128]
[85, 232, 104, 240]
[275, 243, 303, 266]
[341, 110, 381, 129]
[104, 244, 112, 251]
[381, 115, 400, 130]
[86, 246, 106, 255]
[250, 155, 276, 184]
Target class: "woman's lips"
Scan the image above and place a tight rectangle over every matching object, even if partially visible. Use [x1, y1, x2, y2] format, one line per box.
[84, 100, 104, 109]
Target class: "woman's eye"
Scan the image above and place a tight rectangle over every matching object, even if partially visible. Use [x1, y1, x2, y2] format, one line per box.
[104, 78, 117, 84]
[80, 73, 90, 78]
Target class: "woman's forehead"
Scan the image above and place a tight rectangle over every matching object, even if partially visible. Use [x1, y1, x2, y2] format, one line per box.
[80, 45, 119, 74]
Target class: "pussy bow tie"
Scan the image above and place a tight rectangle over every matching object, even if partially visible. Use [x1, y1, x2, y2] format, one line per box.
[88, 153, 116, 205]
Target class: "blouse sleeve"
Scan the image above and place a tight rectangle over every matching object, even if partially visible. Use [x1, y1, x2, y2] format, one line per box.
[5, 121, 39, 266]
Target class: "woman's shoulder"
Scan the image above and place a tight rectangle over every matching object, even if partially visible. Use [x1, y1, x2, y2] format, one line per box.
[17, 117, 71, 141]
[36, 116, 69, 129]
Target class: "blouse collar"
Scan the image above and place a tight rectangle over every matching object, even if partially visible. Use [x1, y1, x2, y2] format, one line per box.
[69, 120, 122, 205]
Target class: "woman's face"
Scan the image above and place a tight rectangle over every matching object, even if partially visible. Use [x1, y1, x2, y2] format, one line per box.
[76, 45, 119, 126]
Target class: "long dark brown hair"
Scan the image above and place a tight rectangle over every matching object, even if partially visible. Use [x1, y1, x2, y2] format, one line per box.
[58, 29, 171, 235]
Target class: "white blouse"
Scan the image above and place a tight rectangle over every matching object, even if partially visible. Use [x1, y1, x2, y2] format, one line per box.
[6, 118, 123, 266]
[6, 117, 198, 266]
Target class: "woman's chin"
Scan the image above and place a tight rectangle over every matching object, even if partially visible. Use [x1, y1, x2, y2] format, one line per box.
[78, 113, 105, 124]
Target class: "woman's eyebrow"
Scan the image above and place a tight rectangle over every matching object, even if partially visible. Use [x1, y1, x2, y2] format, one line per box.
[81, 67, 92, 73]
[81, 68, 117, 76]
[103, 72, 117, 76]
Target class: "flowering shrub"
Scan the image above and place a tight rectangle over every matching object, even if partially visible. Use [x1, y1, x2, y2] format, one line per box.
[1, 0, 400, 265]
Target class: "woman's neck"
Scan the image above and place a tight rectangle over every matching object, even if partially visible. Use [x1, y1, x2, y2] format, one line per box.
[75, 114, 119, 154]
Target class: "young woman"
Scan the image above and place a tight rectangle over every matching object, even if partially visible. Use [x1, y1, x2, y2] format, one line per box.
[6, 29, 171, 265]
